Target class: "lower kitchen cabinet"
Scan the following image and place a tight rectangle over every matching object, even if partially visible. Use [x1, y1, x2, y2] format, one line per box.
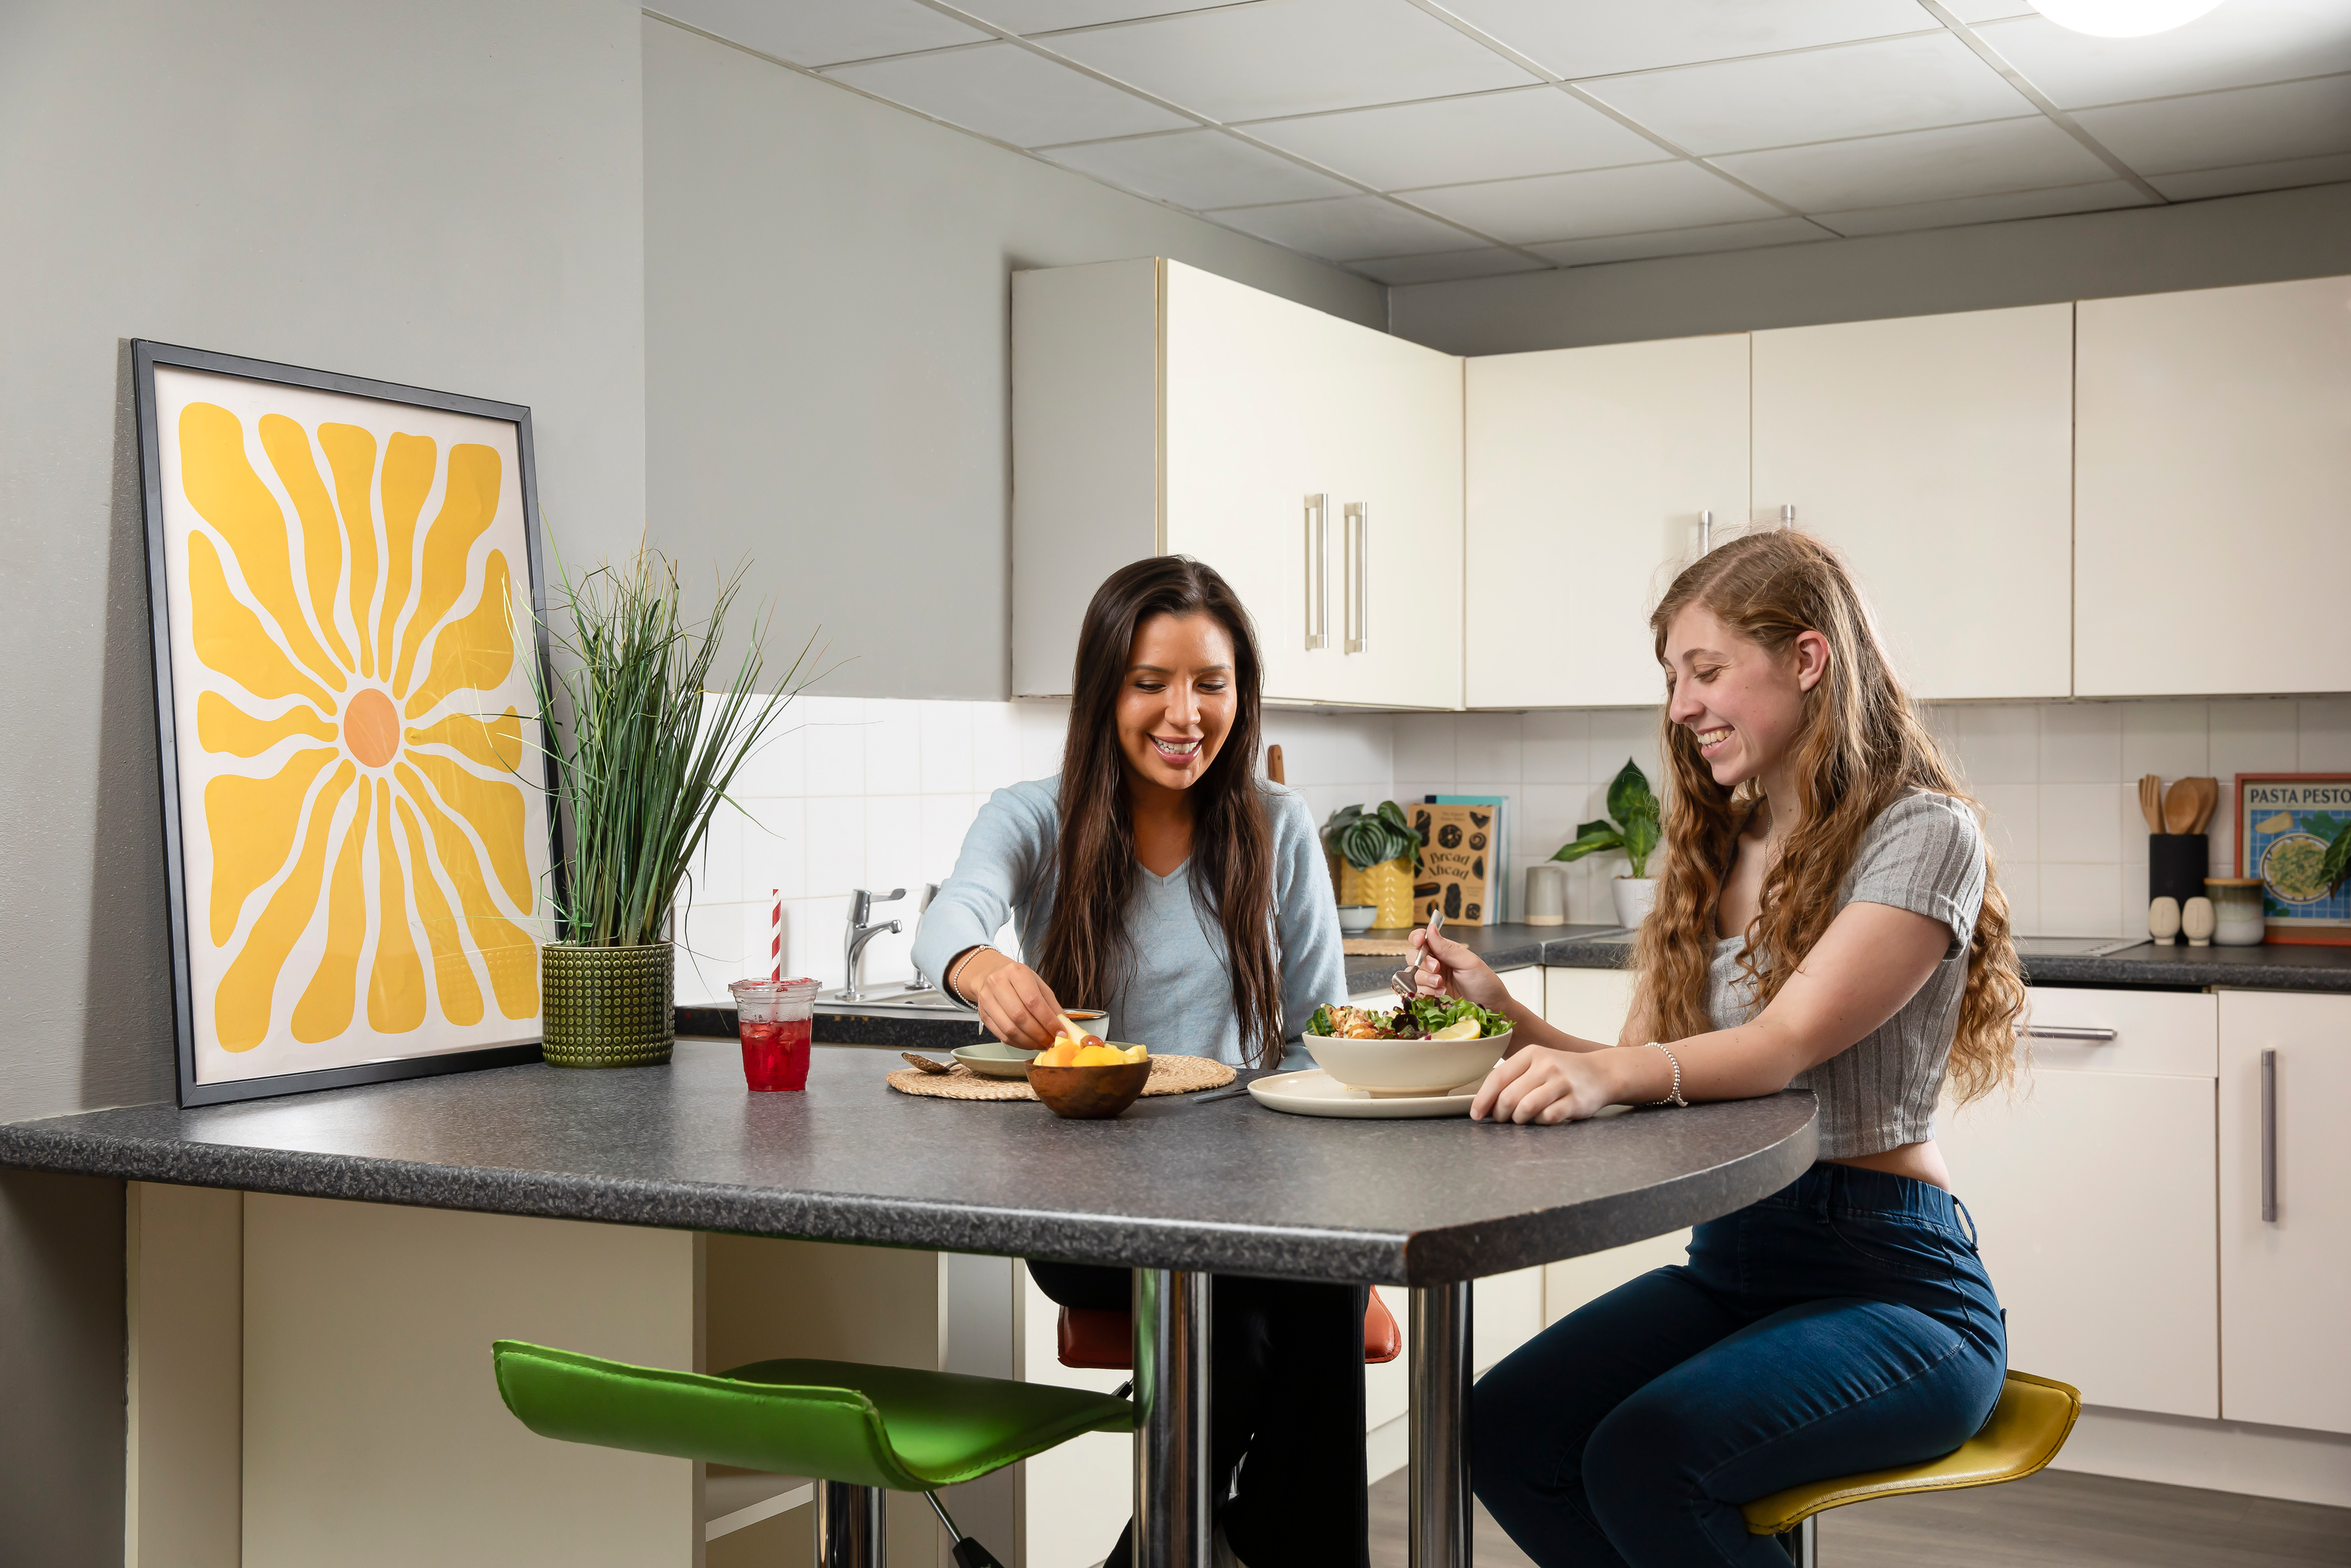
[2218, 990, 2351, 1436]
[1939, 987, 2219, 1418]
[1939, 1066, 2218, 1418]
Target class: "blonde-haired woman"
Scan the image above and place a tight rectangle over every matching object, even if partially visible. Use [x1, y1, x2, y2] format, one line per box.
[1411, 530, 2025, 1566]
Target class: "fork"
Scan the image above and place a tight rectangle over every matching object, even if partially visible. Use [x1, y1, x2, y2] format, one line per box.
[1389, 907, 1446, 1001]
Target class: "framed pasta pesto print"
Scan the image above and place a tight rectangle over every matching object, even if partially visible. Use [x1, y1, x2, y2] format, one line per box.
[2234, 773, 2351, 947]
[134, 342, 557, 1105]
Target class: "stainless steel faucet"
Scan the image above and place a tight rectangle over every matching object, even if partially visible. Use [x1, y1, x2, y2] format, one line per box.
[835, 887, 905, 1001]
[898, 885, 941, 993]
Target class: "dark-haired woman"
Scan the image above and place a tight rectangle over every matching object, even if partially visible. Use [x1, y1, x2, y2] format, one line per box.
[912, 556, 1357, 1568]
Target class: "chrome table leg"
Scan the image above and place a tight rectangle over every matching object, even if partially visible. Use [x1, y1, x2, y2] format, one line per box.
[1133, 1267, 1212, 1568]
[818, 1479, 885, 1568]
[1410, 1280, 1474, 1568]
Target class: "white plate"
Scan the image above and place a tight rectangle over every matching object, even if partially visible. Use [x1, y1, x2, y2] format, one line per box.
[1247, 1068, 1482, 1119]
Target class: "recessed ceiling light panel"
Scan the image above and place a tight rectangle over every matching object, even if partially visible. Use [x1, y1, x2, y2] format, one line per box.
[2027, 0, 2228, 38]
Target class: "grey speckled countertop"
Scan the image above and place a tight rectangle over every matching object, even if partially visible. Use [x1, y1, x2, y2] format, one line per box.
[1541, 931, 2351, 992]
[0, 1042, 1815, 1286]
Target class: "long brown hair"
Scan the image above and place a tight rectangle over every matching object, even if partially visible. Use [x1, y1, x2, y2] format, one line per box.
[1630, 530, 2025, 1105]
[1031, 557, 1284, 1068]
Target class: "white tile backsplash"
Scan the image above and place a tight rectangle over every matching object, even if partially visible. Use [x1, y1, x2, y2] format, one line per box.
[676, 690, 2351, 995]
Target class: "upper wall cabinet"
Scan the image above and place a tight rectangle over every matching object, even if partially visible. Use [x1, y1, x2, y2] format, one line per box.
[1465, 335, 1749, 709]
[2076, 276, 2351, 698]
[1012, 258, 1462, 708]
[1751, 305, 2076, 702]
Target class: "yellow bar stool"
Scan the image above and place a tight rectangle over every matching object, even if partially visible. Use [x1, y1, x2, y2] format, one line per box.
[1740, 1371, 2081, 1566]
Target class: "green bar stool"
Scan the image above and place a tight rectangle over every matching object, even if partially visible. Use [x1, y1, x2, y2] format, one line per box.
[1739, 1370, 2083, 1566]
[493, 1339, 1136, 1567]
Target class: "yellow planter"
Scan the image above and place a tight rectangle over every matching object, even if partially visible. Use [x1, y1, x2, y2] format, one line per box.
[1339, 855, 1418, 929]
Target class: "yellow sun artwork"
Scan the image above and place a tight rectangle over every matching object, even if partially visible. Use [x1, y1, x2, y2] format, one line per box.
[150, 364, 549, 1085]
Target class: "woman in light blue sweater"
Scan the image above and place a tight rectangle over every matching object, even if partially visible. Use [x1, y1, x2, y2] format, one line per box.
[911, 556, 1359, 1568]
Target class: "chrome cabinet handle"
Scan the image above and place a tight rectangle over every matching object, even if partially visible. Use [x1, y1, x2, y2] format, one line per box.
[1343, 502, 1367, 654]
[1304, 494, 1328, 651]
[1780, 503, 1797, 528]
[1699, 509, 1713, 553]
[2017, 1023, 2118, 1041]
[2261, 1047, 2278, 1223]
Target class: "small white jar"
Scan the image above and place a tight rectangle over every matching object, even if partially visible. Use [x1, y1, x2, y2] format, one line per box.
[2206, 878, 2266, 946]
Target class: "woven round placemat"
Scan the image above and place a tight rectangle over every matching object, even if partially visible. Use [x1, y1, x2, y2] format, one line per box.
[886, 1053, 1234, 1101]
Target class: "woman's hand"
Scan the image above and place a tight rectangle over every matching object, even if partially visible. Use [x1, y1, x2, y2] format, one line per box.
[1407, 925, 1512, 1013]
[1472, 1045, 1645, 1124]
[954, 949, 1070, 1051]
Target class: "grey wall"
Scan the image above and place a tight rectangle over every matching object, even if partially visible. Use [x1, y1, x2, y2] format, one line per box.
[642, 16, 1385, 701]
[0, 2, 647, 1557]
[1390, 179, 2351, 357]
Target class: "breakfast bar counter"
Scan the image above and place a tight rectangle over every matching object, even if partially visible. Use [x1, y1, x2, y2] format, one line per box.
[2, 1041, 1816, 1568]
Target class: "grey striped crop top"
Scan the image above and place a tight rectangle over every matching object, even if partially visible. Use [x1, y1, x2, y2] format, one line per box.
[1706, 791, 1987, 1160]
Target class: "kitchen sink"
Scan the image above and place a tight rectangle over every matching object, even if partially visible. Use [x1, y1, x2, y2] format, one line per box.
[813, 983, 970, 1017]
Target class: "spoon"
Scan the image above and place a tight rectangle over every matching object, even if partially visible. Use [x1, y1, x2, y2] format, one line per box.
[1389, 907, 1446, 1001]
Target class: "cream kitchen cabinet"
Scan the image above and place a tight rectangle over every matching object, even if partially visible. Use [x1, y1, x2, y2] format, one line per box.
[2075, 274, 2351, 698]
[1465, 335, 1749, 708]
[1750, 304, 2074, 701]
[1012, 257, 1462, 708]
[1937, 987, 2219, 1418]
[2217, 990, 2351, 1435]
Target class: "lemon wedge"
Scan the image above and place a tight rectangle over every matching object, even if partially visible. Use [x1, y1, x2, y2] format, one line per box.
[1430, 1017, 1483, 1041]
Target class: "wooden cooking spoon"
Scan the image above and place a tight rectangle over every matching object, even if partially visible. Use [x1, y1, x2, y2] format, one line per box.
[2163, 780, 2198, 835]
[2138, 774, 2164, 835]
[2183, 777, 2219, 835]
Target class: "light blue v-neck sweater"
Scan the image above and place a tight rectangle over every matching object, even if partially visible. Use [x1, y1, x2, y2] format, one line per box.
[910, 776, 1346, 1066]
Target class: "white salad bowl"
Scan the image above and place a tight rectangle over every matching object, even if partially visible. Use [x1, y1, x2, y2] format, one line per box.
[1304, 1029, 1512, 1098]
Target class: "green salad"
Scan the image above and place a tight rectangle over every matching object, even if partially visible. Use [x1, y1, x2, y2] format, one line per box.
[1306, 996, 1513, 1040]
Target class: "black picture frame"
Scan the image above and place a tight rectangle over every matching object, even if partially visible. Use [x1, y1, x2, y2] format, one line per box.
[134, 340, 560, 1106]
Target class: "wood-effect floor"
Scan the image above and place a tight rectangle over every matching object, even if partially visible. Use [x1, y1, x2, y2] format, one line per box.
[1365, 1467, 2351, 1567]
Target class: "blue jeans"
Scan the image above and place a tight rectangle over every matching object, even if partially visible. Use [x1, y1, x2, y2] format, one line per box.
[1473, 1164, 2006, 1567]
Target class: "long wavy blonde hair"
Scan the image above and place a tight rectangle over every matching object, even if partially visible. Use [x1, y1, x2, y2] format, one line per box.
[1628, 530, 2025, 1106]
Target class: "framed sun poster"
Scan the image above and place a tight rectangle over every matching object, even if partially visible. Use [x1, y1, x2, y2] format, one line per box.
[135, 342, 556, 1105]
[2234, 773, 2351, 947]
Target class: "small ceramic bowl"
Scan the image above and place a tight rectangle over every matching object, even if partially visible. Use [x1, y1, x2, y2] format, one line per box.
[1304, 1030, 1512, 1097]
[954, 1041, 1039, 1079]
[1026, 1056, 1151, 1119]
[1336, 904, 1378, 934]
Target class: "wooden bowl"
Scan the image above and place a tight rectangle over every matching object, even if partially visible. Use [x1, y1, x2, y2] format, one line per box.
[1025, 1058, 1151, 1119]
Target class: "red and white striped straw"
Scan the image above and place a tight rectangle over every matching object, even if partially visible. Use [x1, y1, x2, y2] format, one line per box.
[770, 891, 783, 982]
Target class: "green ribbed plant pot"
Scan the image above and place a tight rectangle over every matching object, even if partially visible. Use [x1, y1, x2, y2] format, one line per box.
[540, 942, 675, 1068]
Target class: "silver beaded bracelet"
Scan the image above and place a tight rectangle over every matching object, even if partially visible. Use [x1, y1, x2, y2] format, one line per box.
[1644, 1041, 1688, 1108]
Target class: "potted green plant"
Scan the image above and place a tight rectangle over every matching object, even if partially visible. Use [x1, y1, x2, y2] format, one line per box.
[1321, 802, 1421, 929]
[1552, 759, 1662, 929]
[532, 551, 807, 1067]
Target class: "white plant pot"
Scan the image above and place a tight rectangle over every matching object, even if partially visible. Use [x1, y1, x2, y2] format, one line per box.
[1612, 878, 1658, 929]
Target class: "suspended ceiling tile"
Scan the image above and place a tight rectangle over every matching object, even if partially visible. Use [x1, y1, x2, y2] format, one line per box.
[1244, 87, 1667, 191]
[1940, 0, 2035, 17]
[1350, 248, 1552, 286]
[1204, 194, 1489, 261]
[824, 42, 1191, 145]
[1973, 2, 2351, 110]
[1583, 33, 2034, 155]
[1044, 129, 1356, 209]
[2071, 74, 2351, 176]
[1439, 0, 1938, 79]
[1714, 116, 2113, 209]
[652, 0, 990, 67]
[1812, 178, 2154, 236]
[1045, 0, 1535, 123]
[1526, 215, 1834, 266]
[1407, 160, 1784, 244]
[2147, 150, 2351, 201]
[967, 2, 1240, 32]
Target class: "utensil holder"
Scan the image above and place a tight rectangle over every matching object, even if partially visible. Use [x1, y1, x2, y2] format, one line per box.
[2149, 835, 2208, 907]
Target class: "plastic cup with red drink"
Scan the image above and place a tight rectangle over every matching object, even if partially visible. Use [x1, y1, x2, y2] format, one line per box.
[728, 977, 818, 1091]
